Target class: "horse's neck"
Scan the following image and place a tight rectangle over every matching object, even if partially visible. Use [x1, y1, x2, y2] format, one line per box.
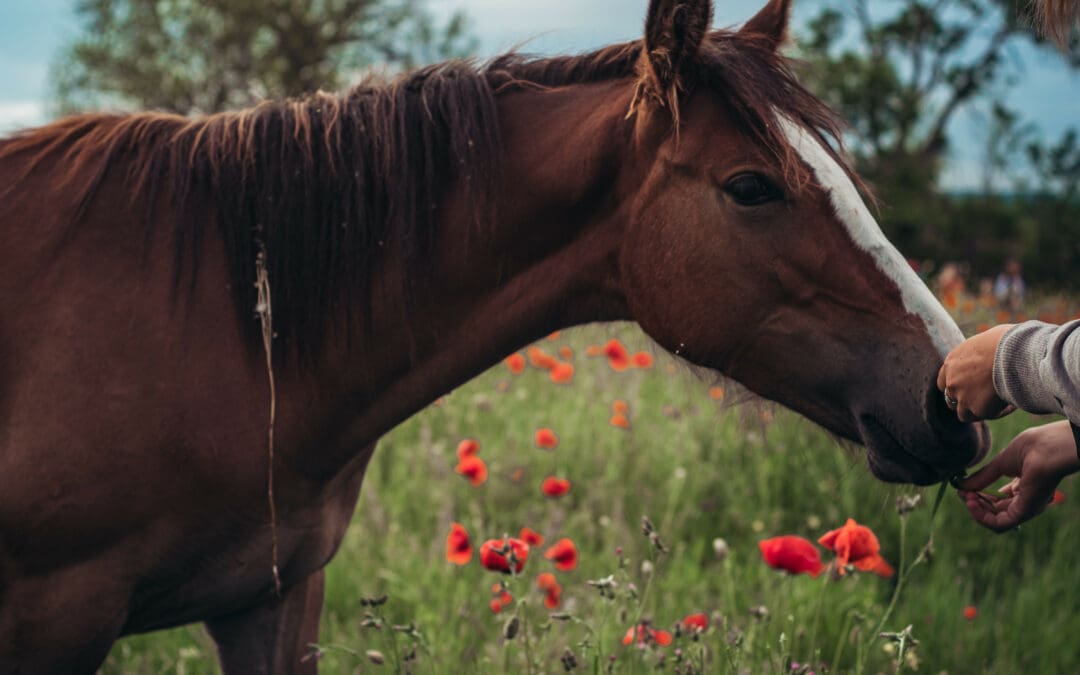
[285, 81, 639, 479]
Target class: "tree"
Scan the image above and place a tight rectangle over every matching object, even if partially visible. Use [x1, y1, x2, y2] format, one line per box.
[52, 0, 476, 115]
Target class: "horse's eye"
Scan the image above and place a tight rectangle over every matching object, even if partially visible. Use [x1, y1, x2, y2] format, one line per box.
[725, 173, 782, 207]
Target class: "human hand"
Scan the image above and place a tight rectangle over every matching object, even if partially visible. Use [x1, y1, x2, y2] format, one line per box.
[937, 324, 1014, 422]
[957, 420, 1080, 532]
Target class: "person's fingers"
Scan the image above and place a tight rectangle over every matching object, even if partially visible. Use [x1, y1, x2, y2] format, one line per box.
[963, 493, 1012, 528]
[937, 363, 948, 392]
[958, 451, 1016, 492]
[980, 490, 1047, 533]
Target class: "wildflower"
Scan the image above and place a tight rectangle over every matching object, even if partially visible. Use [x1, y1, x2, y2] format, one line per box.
[527, 346, 559, 371]
[712, 537, 729, 562]
[455, 438, 480, 461]
[632, 352, 653, 369]
[520, 526, 545, 546]
[708, 386, 725, 401]
[612, 399, 629, 415]
[534, 428, 559, 449]
[505, 353, 526, 375]
[622, 624, 673, 647]
[559, 346, 574, 360]
[758, 536, 826, 578]
[479, 538, 530, 574]
[445, 522, 472, 566]
[585, 344, 604, 357]
[455, 455, 488, 487]
[490, 598, 505, 614]
[542, 476, 571, 498]
[509, 467, 526, 483]
[537, 572, 562, 609]
[1052, 489, 1066, 506]
[604, 339, 631, 371]
[491, 583, 513, 606]
[609, 413, 630, 429]
[963, 606, 978, 620]
[977, 322, 990, 333]
[818, 519, 894, 577]
[550, 361, 575, 384]
[544, 538, 579, 571]
[548, 331, 561, 341]
[682, 613, 708, 633]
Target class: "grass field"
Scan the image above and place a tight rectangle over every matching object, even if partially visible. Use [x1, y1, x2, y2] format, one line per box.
[101, 313, 1080, 674]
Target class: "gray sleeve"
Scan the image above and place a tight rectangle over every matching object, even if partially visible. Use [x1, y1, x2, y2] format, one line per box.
[992, 320, 1080, 426]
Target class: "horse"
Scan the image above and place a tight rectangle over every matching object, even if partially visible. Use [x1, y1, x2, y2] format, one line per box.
[0, 0, 989, 672]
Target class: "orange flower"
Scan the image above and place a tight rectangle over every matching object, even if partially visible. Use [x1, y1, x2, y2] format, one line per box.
[818, 518, 894, 577]
[609, 413, 630, 429]
[681, 613, 708, 633]
[491, 583, 513, 606]
[536, 572, 562, 609]
[490, 598, 504, 614]
[976, 322, 990, 333]
[559, 346, 574, 361]
[534, 428, 559, 449]
[544, 538, 579, 571]
[963, 605, 978, 620]
[479, 538, 530, 574]
[541, 476, 571, 498]
[547, 331, 561, 341]
[708, 386, 725, 401]
[455, 455, 488, 487]
[505, 353, 526, 375]
[1052, 489, 1066, 506]
[585, 344, 604, 357]
[509, 467, 526, 483]
[455, 438, 480, 461]
[622, 624, 673, 647]
[519, 526, 545, 546]
[612, 399, 629, 415]
[758, 536, 825, 578]
[604, 339, 631, 371]
[996, 310, 1011, 323]
[445, 522, 472, 566]
[632, 352, 653, 369]
[527, 346, 559, 371]
[549, 361, 575, 384]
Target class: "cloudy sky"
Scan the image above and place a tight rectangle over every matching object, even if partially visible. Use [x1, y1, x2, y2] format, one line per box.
[1, 1, 1077, 188]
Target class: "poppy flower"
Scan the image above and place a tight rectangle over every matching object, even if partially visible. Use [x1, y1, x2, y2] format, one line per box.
[455, 438, 480, 461]
[541, 476, 571, 498]
[550, 361, 574, 384]
[559, 346, 574, 361]
[534, 428, 559, 449]
[509, 467, 526, 483]
[519, 526, 545, 546]
[479, 538, 530, 574]
[490, 598, 505, 614]
[544, 538, 579, 571]
[609, 413, 630, 429]
[505, 353, 526, 375]
[585, 344, 604, 357]
[445, 522, 472, 566]
[681, 613, 708, 633]
[632, 352, 653, 369]
[455, 455, 487, 486]
[622, 624, 673, 647]
[536, 572, 562, 609]
[758, 536, 825, 578]
[604, 339, 631, 371]
[548, 331, 561, 341]
[709, 386, 725, 401]
[612, 399, 629, 415]
[963, 605, 978, 620]
[527, 346, 559, 371]
[1052, 489, 1066, 506]
[818, 518, 894, 577]
[491, 583, 513, 606]
[976, 322, 990, 333]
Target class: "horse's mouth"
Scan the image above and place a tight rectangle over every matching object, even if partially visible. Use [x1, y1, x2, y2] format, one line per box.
[858, 415, 947, 486]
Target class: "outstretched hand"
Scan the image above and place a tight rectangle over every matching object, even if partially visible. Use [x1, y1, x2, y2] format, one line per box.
[937, 324, 1014, 422]
[957, 420, 1080, 532]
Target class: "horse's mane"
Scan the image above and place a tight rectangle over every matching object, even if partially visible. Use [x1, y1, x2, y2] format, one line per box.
[0, 30, 849, 361]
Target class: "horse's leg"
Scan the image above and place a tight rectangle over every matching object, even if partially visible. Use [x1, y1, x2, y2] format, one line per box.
[206, 569, 325, 675]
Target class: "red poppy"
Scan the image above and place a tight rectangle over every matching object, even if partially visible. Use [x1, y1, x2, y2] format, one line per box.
[611, 399, 629, 415]
[559, 346, 574, 361]
[550, 361, 574, 384]
[490, 598, 504, 614]
[1052, 489, 1066, 506]
[632, 352, 653, 369]
[963, 605, 978, 620]
[505, 353, 526, 375]
[491, 583, 513, 606]
[527, 346, 559, 371]
[708, 386, 725, 401]
[536, 572, 562, 609]
[541, 476, 571, 498]
[534, 428, 559, 449]
[455, 455, 487, 487]
[818, 518, 894, 577]
[622, 624, 673, 647]
[445, 522, 472, 566]
[548, 331, 561, 341]
[681, 613, 708, 633]
[609, 413, 630, 429]
[544, 538, 579, 572]
[604, 339, 631, 371]
[455, 438, 480, 461]
[479, 538, 530, 574]
[758, 536, 825, 578]
[519, 526, 545, 547]
[585, 344, 604, 357]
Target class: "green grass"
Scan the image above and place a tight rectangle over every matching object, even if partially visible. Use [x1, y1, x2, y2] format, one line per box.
[101, 322, 1080, 674]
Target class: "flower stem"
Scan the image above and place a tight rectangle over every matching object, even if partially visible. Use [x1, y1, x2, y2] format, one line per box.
[807, 568, 831, 664]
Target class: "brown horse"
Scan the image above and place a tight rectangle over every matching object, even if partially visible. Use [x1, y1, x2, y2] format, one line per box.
[0, 0, 988, 672]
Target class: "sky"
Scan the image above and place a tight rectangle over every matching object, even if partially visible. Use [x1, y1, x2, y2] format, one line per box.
[1, 1, 1077, 189]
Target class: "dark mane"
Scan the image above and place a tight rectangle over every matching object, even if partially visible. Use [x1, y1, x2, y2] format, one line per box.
[0, 30, 850, 361]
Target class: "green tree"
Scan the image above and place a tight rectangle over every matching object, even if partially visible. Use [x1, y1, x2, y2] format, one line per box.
[52, 0, 476, 115]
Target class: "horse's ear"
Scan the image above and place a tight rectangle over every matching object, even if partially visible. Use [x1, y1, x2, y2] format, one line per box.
[739, 0, 793, 50]
[636, 0, 713, 109]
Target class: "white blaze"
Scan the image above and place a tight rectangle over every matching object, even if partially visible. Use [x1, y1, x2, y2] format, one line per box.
[778, 117, 964, 356]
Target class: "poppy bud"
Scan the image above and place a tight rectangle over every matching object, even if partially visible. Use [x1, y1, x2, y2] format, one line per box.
[503, 616, 521, 640]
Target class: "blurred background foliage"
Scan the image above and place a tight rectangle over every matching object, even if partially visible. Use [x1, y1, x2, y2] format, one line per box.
[50, 0, 1080, 288]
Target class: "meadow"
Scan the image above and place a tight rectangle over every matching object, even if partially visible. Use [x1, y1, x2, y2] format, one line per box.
[102, 300, 1080, 674]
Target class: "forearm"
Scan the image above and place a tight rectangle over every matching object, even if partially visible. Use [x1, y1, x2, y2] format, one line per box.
[993, 320, 1080, 425]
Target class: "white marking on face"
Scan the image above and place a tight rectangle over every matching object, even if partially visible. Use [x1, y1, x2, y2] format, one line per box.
[777, 117, 964, 356]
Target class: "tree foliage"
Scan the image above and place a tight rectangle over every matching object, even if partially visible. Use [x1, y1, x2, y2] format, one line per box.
[52, 0, 476, 115]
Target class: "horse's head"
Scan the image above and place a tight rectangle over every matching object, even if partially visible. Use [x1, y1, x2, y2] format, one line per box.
[619, 0, 989, 484]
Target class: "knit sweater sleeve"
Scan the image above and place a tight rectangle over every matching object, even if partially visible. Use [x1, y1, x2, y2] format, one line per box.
[992, 320, 1080, 426]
